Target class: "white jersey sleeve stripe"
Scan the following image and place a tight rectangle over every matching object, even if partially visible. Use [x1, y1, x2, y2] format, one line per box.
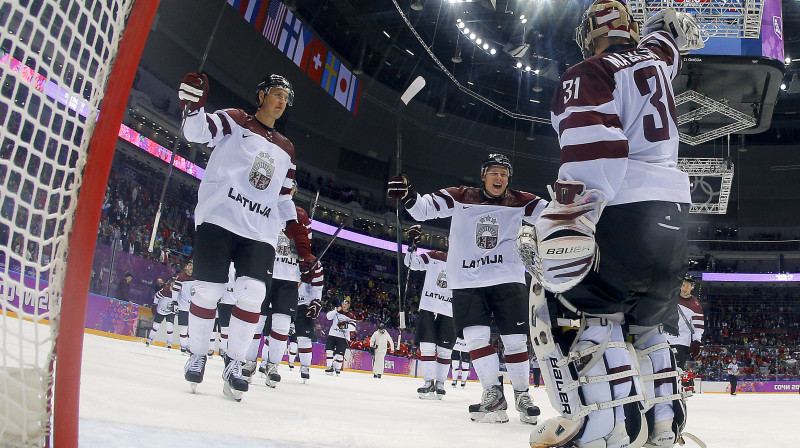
[561, 124, 628, 147]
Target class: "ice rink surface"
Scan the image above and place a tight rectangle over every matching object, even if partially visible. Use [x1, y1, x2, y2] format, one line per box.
[77, 331, 800, 448]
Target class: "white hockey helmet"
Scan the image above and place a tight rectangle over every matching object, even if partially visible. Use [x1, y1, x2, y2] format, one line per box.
[575, 0, 640, 59]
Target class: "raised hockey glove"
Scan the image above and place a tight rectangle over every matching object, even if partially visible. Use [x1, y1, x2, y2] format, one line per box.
[178, 72, 209, 113]
[643, 9, 705, 54]
[284, 221, 314, 272]
[386, 174, 416, 207]
[406, 225, 422, 248]
[305, 299, 322, 318]
[689, 340, 702, 358]
[516, 180, 606, 294]
[300, 262, 322, 284]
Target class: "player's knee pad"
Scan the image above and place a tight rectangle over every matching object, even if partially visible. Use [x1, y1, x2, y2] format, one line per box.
[462, 325, 491, 350]
[233, 276, 266, 312]
[297, 336, 312, 348]
[419, 342, 436, 358]
[630, 326, 686, 447]
[436, 346, 452, 360]
[270, 313, 291, 335]
[528, 288, 644, 448]
[499, 333, 527, 355]
[191, 281, 225, 309]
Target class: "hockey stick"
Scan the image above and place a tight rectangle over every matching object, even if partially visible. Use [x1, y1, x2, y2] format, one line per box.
[308, 190, 321, 222]
[148, 0, 227, 253]
[394, 76, 426, 330]
[301, 221, 345, 274]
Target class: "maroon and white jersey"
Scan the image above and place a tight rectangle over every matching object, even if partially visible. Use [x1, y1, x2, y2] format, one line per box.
[667, 295, 705, 347]
[173, 271, 195, 312]
[407, 187, 546, 289]
[405, 250, 452, 317]
[184, 108, 297, 245]
[550, 31, 690, 206]
[326, 309, 357, 341]
[298, 263, 324, 307]
[273, 206, 311, 282]
[154, 284, 176, 316]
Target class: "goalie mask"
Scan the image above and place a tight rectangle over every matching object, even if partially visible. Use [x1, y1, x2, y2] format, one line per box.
[257, 74, 294, 106]
[575, 0, 640, 59]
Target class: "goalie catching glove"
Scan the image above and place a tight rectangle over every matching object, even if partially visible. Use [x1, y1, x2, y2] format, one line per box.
[516, 180, 606, 294]
[642, 8, 705, 54]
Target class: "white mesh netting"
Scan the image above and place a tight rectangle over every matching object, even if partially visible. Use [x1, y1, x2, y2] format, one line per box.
[0, 0, 134, 446]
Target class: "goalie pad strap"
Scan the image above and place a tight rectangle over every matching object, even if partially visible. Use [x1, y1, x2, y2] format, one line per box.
[572, 393, 646, 420]
[646, 393, 683, 406]
[635, 341, 672, 357]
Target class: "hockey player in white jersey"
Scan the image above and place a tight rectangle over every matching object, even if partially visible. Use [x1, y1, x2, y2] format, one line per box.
[147, 277, 177, 348]
[369, 322, 394, 378]
[295, 262, 324, 382]
[172, 261, 194, 354]
[451, 337, 471, 388]
[325, 298, 357, 375]
[388, 154, 545, 424]
[516, 2, 703, 446]
[666, 276, 704, 370]
[404, 227, 455, 399]
[178, 72, 313, 401]
[247, 200, 313, 388]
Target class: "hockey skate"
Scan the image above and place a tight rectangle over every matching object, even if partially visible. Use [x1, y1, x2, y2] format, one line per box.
[300, 366, 310, 383]
[184, 353, 207, 393]
[218, 348, 226, 359]
[258, 360, 268, 375]
[325, 367, 335, 376]
[180, 346, 189, 355]
[242, 360, 257, 383]
[461, 381, 466, 388]
[335, 369, 341, 376]
[145, 338, 151, 347]
[469, 382, 508, 423]
[514, 389, 540, 424]
[436, 382, 446, 400]
[166, 343, 171, 350]
[417, 381, 437, 400]
[207, 349, 214, 357]
[222, 356, 249, 402]
[265, 362, 281, 388]
[452, 380, 457, 388]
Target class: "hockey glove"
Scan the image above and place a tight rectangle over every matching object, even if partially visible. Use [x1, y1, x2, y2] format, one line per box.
[643, 9, 705, 54]
[407, 225, 422, 248]
[689, 340, 702, 358]
[300, 262, 322, 284]
[284, 221, 314, 272]
[387, 174, 416, 207]
[516, 180, 606, 294]
[178, 72, 209, 113]
[305, 299, 322, 318]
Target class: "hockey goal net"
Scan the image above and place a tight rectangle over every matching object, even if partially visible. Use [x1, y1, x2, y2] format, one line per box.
[0, 1, 157, 446]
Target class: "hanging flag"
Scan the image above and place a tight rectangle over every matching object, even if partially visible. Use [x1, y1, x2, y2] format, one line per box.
[320, 52, 340, 96]
[346, 77, 361, 115]
[278, 11, 302, 60]
[242, 0, 264, 26]
[303, 38, 328, 84]
[292, 25, 315, 68]
[252, 0, 270, 30]
[333, 64, 353, 107]
[262, 0, 287, 45]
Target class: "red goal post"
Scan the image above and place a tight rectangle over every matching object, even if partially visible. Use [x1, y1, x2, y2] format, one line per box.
[0, 1, 160, 447]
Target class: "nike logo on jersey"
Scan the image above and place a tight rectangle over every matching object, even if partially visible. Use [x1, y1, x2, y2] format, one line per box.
[266, 270, 273, 275]
[462, 205, 474, 209]
[516, 321, 525, 326]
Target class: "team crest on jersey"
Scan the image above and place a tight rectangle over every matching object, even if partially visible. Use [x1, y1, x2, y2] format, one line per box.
[276, 232, 295, 257]
[436, 270, 447, 289]
[248, 152, 275, 190]
[475, 215, 499, 249]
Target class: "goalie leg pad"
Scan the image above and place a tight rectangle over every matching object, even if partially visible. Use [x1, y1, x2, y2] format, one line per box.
[528, 284, 644, 447]
[630, 325, 686, 447]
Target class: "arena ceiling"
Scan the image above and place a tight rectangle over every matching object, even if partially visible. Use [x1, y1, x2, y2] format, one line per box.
[289, 0, 800, 141]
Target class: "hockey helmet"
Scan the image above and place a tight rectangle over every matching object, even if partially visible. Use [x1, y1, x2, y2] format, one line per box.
[378, 322, 386, 329]
[683, 274, 696, 285]
[575, 0, 640, 59]
[257, 74, 294, 106]
[480, 153, 513, 179]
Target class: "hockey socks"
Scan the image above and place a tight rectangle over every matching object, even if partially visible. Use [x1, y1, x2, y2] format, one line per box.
[267, 313, 291, 365]
[419, 342, 437, 383]
[499, 333, 530, 392]
[297, 337, 313, 368]
[186, 281, 224, 355]
[435, 347, 453, 384]
[463, 325, 501, 389]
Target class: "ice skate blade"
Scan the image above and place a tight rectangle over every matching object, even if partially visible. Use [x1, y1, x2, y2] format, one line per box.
[418, 392, 437, 400]
[436, 394, 445, 400]
[266, 379, 278, 389]
[470, 410, 509, 423]
[189, 382, 198, 393]
[519, 414, 538, 425]
[223, 383, 243, 402]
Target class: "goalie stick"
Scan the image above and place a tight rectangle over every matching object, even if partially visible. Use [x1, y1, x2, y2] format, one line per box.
[394, 76, 426, 330]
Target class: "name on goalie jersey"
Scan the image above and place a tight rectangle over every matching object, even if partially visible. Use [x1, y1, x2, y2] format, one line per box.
[228, 187, 272, 217]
